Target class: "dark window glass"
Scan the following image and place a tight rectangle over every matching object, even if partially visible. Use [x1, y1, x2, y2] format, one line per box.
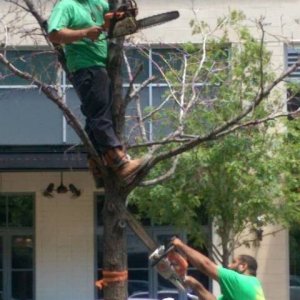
[151, 86, 176, 139]
[8, 195, 33, 228]
[96, 235, 103, 269]
[11, 271, 33, 300]
[0, 237, 2, 269]
[12, 236, 33, 269]
[96, 195, 105, 227]
[0, 88, 63, 145]
[0, 197, 6, 227]
[11, 235, 34, 299]
[0, 271, 2, 300]
[65, 87, 84, 144]
[96, 234, 104, 300]
[127, 249, 148, 269]
[287, 91, 300, 120]
[290, 227, 300, 300]
[0, 194, 33, 228]
[0, 50, 57, 85]
[0, 195, 34, 300]
[287, 48, 300, 79]
[127, 271, 149, 296]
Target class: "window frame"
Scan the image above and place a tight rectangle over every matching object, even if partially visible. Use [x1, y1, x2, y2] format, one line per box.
[0, 193, 35, 300]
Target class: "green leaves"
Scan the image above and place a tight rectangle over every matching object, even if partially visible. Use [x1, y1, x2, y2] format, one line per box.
[128, 10, 300, 263]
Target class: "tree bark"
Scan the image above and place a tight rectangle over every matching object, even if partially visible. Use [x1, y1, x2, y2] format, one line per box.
[103, 181, 128, 300]
[102, 2, 128, 300]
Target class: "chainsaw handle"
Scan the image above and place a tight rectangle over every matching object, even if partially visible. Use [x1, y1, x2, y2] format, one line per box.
[103, 12, 126, 30]
[167, 250, 189, 278]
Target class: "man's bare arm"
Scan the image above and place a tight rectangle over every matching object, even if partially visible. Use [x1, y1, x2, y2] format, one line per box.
[184, 276, 216, 300]
[172, 238, 218, 280]
[48, 27, 103, 44]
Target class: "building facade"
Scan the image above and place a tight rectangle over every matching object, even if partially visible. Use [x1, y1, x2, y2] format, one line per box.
[1, 0, 300, 299]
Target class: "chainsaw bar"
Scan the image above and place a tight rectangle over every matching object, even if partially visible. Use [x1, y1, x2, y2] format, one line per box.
[137, 11, 180, 30]
[109, 10, 180, 39]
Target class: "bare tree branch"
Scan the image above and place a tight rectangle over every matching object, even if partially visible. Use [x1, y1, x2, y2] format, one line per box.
[134, 94, 148, 143]
[139, 156, 179, 186]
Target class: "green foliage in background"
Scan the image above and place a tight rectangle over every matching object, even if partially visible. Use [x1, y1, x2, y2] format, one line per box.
[129, 11, 300, 263]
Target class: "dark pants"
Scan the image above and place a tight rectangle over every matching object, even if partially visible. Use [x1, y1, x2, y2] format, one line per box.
[72, 66, 121, 153]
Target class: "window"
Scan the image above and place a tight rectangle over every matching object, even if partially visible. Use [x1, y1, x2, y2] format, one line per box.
[0, 47, 183, 146]
[123, 47, 184, 142]
[0, 46, 214, 145]
[0, 194, 34, 300]
[286, 46, 300, 119]
[287, 47, 300, 80]
[0, 50, 57, 86]
[290, 227, 300, 300]
[0, 49, 81, 145]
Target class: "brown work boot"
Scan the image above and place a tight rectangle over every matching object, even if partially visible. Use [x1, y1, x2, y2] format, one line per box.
[103, 148, 149, 183]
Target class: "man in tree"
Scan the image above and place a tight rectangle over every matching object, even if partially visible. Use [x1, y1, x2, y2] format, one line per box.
[47, 0, 147, 182]
[172, 238, 266, 300]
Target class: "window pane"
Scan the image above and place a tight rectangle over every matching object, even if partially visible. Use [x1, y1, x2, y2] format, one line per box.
[96, 195, 105, 227]
[128, 251, 148, 269]
[125, 87, 151, 143]
[151, 86, 177, 139]
[0, 197, 6, 227]
[128, 270, 149, 296]
[127, 231, 149, 297]
[11, 271, 33, 300]
[65, 87, 84, 144]
[0, 237, 2, 270]
[96, 234, 104, 299]
[12, 236, 33, 269]
[123, 48, 149, 84]
[0, 88, 63, 145]
[0, 272, 2, 300]
[290, 227, 300, 300]
[8, 195, 33, 228]
[0, 50, 58, 85]
[287, 47, 300, 80]
[96, 234, 103, 270]
[151, 48, 183, 83]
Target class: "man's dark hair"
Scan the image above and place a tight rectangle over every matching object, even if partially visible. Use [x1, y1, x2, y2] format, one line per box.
[238, 255, 258, 276]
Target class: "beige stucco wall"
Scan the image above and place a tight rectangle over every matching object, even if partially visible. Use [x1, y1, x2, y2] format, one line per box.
[2, 0, 300, 46]
[136, 0, 300, 44]
[0, 171, 99, 300]
[235, 226, 290, 300]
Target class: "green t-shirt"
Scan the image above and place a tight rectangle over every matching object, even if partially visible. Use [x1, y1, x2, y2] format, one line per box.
[217, 266, 266, 300]
[47, 0, 109, 72]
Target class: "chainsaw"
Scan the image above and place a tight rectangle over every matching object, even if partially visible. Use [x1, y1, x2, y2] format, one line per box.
[149, 242, 188, 292]
[102, 0, 179, 39]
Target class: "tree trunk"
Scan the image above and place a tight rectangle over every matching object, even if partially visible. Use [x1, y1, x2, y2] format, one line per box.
[103, 2, 128, 299]
[103, 179, 128, 300]
[108, 0, 127, 138]
[220, 226, 232, 267]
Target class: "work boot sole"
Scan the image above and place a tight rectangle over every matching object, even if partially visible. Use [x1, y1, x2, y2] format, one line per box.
[121, 154, 151, 185]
